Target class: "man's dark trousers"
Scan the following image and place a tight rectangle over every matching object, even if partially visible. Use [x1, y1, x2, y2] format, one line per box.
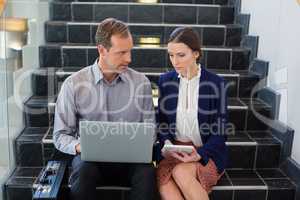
[70, 155, 159, 200]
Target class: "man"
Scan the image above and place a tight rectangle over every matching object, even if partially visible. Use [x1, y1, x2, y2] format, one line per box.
[53, 18, 158, 200]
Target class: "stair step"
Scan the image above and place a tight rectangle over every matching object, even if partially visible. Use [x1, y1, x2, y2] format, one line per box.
[45, 21, 242, 47]
[50, 2, 234, 25]
[15, 124, 278, 169]
[5, 167, 296, 200]
[6, 0, 296, 199]
[23, 95, 272, 131]
[52, 0, 229, 6]
[39, 45, 251, 71]
[23, 95, 271, 130]
[31, 67, 261, 98]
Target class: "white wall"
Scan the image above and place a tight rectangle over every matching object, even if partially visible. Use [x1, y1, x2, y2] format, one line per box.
[2, 0, 50, 168]
[0, 1, 50, 199]
[241, 0, 300, 163]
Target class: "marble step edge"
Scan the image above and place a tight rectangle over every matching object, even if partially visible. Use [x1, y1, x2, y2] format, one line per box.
[41, 44, 249, 52]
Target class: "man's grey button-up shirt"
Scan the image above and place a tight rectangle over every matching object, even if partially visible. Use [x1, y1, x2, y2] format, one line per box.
[53, 60, 155, 155]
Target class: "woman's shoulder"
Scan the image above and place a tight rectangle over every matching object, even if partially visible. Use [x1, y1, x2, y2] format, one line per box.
[159, 70, 178, 82]
[202, 68, 225, 84]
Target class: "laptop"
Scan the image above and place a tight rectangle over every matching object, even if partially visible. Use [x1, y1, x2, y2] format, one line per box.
[79, 121, 156, 163]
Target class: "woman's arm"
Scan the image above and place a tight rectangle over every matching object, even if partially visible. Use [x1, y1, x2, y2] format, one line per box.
[157, 76, 175, 144]
[196, 79, 228, 172]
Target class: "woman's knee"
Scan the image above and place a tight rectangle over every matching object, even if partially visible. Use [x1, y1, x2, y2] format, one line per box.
[171, 163, 195, 187]
[159, 180, 183, 200]
[172, 164, 187, 181]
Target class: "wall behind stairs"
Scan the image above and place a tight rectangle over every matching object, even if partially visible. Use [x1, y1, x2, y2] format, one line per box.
[241, 0, 300, 163]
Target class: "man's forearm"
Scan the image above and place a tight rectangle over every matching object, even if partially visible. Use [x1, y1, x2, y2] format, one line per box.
[53, 132, 80, 155]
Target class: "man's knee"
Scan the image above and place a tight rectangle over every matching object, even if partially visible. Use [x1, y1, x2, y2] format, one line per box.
[133, 164, 156, 181]
[70, 155, 100, 186]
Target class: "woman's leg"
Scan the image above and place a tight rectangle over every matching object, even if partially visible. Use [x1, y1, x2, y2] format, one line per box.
[159, 178, 184, 200]
[172, 162, 209, 200]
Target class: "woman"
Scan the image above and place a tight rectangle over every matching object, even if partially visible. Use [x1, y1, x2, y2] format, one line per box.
[157, 27, 228, 200]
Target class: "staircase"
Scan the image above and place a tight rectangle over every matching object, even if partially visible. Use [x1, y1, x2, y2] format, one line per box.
[4, 0, 297, 200]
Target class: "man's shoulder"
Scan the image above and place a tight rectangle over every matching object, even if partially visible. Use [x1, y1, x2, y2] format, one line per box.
[64, 66, 93, 85]
[125, 68, 150, 83]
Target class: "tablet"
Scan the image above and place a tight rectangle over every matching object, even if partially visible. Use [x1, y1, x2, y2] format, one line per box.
[162, 144, 195, 154]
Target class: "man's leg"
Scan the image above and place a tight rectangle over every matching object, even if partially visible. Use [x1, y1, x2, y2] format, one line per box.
[129, 163, 159, 200]
[69, 155, 102, 200]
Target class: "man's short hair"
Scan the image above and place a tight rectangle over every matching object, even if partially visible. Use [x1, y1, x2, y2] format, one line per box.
[95, 18, 130, 49]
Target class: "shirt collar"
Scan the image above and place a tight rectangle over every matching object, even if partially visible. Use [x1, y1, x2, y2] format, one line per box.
[92, 59, 103, 84]
[177, 64, 202, 80]
[92, 59, 128, 84]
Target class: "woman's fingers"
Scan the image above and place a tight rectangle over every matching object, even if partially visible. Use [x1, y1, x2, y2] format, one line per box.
[165, 150, 200, 162]
[171, 152, 185, 161]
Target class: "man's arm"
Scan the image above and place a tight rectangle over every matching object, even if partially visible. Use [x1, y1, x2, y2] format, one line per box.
[142, 78, 155, 123]
[53, 79, 80, 155]
[139, 78, 156, 143]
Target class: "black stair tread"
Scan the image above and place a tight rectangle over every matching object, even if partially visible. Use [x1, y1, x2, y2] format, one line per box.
[246, 130, 274, 139]
[51, 1, 232, 6]
[39, 126, 278, 145]
[264, 178, 296, 189]
[16, 133, 45, 142]
[25, 96, 56, 107]
[254, 138, 281, 145]
[226, 130, 281, 145]
[12, 167, 43, 178]
[45, 20, 242, 27]
[45, 21, 242, 47]
[228, 98, 247, 107]
[54, 67, 169, 75]
[230, 178, 265, 186]
[20, 127, 50, 135]
[257, 169, 290, 179]
[24, 94, 254, 110]
[240, 98, 271, 109]
[5, 177, 37, 187]
[41, 43, 248, 51]
[51, 0, 229, 5]
[226, 169, 263, 179]
[32, 67, 58, 75]
[34, 67, 259, 79]
[5, 167, 294, 190]
[24, 94, 272, 119]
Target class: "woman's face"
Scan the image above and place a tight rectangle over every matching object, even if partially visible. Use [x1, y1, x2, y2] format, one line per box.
[167, 42, 199, 76]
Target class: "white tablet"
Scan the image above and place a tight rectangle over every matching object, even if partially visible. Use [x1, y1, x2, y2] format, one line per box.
[162, 144, 195, 154]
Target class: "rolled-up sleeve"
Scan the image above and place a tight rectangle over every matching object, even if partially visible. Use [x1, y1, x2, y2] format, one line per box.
[53, 78, 79, 155]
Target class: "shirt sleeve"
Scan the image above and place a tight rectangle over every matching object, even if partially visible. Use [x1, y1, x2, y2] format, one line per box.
[141, 78, 156, 141]
[53, 78, 79, 155]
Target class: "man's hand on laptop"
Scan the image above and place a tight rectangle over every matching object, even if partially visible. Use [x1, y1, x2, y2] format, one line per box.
[75, 144, 81, 154]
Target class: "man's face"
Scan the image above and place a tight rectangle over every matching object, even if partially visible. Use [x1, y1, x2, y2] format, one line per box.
[98, 33, 133, 74]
